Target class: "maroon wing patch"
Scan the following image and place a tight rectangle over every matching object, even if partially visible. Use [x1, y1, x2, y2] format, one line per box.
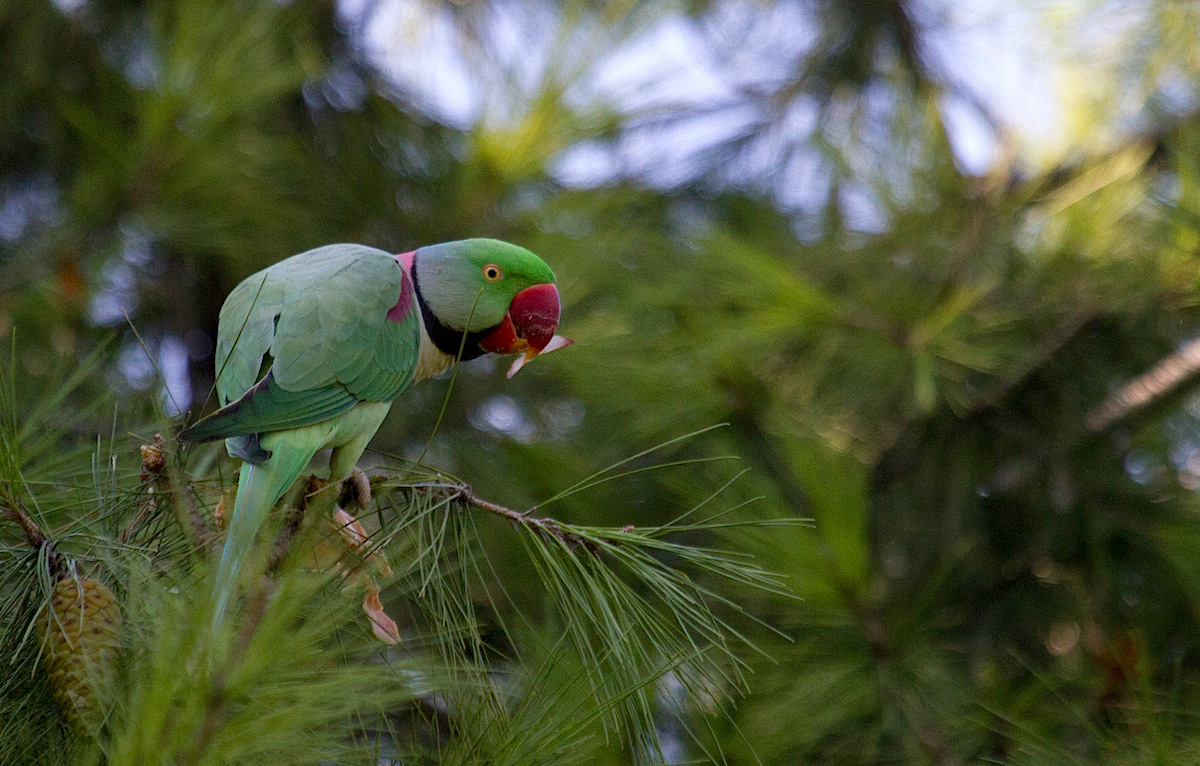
[387, 251, 416, 323]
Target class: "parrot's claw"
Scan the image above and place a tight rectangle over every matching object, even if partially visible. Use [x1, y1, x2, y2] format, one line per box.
[332, 508, 393, 578]
[214, 494, 229, 531]
[340, 467, 372, 510]
[328, 508, 399, 643]
[363, 586, 400, 644]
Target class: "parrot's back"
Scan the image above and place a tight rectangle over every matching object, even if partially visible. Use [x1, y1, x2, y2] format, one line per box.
[180, 244, 421, 451]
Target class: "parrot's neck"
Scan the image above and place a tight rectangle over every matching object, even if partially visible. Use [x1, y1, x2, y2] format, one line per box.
[413, 316, 457, 382]
[401, 250, 472, 382]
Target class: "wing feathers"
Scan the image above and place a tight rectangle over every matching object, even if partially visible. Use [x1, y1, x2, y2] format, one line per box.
[184, 244, 421, 443]
[179, 371, 357, 443]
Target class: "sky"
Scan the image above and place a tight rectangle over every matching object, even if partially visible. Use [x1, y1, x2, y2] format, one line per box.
[55, 0, 1199, 412]
[336, 0, 1167, 200]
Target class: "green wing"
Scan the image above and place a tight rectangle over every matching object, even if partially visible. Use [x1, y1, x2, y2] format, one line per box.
[179, 244, 420, 443]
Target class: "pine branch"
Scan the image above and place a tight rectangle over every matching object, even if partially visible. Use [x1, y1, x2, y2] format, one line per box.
[970, 312, 1096, 417]
[452, 485, 602, 553]
[3, 497, 46, 550]
[268, 475, 327, 571]
[1085, 335, 1200, 432]
[2, 494, 65, 579]
[122, 434, 211, 547]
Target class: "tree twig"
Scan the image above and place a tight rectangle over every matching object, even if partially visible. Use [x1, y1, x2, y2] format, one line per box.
[2, 494, 66, 578]
[1085, 335, 1200, 432]
[452, 485, 601, 553]
[4, 497, 46, 550]
[267, 475, 327, 571]
[123, 434, 210, 546]
[970, 312, 1095, 417]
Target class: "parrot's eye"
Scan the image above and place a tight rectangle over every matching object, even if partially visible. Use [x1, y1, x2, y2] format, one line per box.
[482, 264, 503, 282]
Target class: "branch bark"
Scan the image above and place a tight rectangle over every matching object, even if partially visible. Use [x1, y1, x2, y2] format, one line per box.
[1085, 335, 1200, 432]
[2, 494, 66, 578]
[452, 485, 601, 552]
[122, 434, 210, 546]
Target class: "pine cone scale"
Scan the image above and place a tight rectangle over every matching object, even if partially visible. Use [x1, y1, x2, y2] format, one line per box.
[36, 577, 122, 732]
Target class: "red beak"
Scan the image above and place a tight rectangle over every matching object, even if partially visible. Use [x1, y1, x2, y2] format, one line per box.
[480, 283, 573, 378]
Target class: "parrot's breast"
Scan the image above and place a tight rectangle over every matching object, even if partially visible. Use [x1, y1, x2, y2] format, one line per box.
[411, 314, 457, 382]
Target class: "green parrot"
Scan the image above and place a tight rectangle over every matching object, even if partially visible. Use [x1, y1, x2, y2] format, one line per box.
[178, 239, 570, 631]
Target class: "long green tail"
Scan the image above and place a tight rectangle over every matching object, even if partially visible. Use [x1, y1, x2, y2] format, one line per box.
[212, 445, 314, 633]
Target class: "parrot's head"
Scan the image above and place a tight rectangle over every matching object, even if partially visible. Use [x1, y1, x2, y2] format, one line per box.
[411, 238, 572, 378]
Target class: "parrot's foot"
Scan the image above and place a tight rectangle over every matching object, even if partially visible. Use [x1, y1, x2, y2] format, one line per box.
[363, 585, 400, 644]
[331, 507, 398, 643]
[214, 494, 229, 530]
[331, 507, 393, 577]
[339, 467, 372, 511]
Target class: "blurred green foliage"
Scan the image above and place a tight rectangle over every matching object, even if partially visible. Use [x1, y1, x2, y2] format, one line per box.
[5, 0, 1200, 763]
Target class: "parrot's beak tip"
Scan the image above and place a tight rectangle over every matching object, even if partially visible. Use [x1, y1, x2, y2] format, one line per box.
[505, 334, 573, 379]
[543, 335, 574, 354]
